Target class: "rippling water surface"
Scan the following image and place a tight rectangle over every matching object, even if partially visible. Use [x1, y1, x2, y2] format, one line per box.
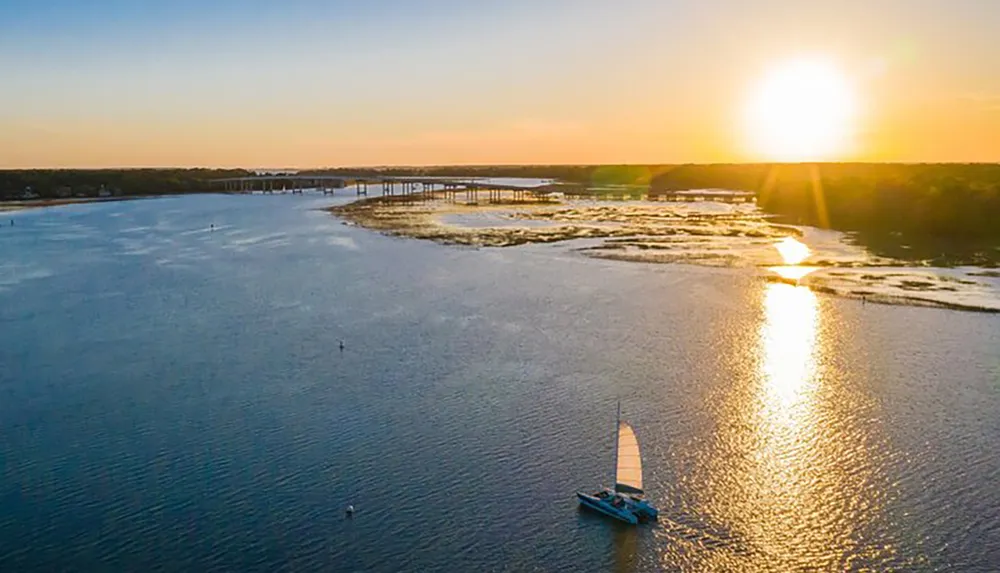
[1, 194, 999, 571]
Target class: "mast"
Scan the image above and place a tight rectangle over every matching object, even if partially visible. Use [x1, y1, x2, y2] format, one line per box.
[613, 399, 621, 485]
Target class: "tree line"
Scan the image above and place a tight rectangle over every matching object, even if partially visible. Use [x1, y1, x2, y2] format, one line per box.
[0, 169, 250, 200]
[648, 163, 1000, 265]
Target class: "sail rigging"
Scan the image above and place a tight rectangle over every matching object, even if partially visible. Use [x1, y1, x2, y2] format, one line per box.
[615, 422, 643, 494]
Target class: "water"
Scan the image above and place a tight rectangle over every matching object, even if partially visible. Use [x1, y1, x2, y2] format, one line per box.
[1, 193, 999, 571]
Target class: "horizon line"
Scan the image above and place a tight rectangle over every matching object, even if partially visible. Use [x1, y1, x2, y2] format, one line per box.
[4, 160, 1000, 171]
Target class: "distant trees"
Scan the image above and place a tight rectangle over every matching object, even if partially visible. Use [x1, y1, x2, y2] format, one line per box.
[649, 163, 1000, 265]
[0, 169, 251, 200]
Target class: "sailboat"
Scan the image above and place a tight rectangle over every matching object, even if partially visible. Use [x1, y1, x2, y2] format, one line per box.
[577, 402, 659, 524]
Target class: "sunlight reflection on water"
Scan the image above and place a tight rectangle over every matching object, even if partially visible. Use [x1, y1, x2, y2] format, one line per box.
[775, 237, 811, 265]
[746, 283, 896, 569]
[768, 265, 819, 282]
[752, 284, 824, 562]
[760, 283, 818, 413]
[674, 282, 905, 570]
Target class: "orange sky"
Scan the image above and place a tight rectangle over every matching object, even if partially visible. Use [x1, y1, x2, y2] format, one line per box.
[2, 0, 999, 168]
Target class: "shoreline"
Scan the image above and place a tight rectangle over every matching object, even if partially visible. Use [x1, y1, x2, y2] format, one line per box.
[0, 192, 248, 213]
[0, 196, 146, 213]
[327, 193, 1000, 314]
[327, 193, 798, 247]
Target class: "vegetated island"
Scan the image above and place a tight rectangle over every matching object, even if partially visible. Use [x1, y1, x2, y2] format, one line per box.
[328, 173, 1000, 312]
[316, 163, 1000, 267]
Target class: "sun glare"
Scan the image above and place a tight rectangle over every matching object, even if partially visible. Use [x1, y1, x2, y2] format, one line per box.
[744, 58, 857, 161]
[775, 237, 811, 265]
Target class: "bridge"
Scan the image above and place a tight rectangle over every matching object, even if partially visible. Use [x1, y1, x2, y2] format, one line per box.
[647, 189, 756, 203]
[210, 175, 755, 205]
[210, 174, 571, 203]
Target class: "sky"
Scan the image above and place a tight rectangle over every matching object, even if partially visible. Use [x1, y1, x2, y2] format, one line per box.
[1, 0, 999, 168]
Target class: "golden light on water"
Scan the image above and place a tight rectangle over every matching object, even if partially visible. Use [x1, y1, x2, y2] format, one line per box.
[769, 266, 818, 281]
[679, 280, 893, 569]
[775, 237, 811, 265]
[771, 237, 816, 282]
[744, 58, 857, 161]
[760, 283, 818, 414]
[753, 282, 825, 561]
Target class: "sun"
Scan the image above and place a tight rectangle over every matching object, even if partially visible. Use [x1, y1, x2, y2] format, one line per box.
[743, 58, 857, 161]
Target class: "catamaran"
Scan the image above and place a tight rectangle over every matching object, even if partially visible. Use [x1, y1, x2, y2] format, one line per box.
[577, 402, 659, 524]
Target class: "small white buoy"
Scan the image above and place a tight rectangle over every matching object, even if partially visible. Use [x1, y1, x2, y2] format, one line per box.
[345, 504, 355, 516]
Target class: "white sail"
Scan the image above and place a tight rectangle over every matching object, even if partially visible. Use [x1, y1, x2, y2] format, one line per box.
[615, 422, 643, 494]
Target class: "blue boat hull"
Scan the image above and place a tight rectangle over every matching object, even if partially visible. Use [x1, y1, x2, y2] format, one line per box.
[577, 492, 639, 525]
[623, 494, 659, 521]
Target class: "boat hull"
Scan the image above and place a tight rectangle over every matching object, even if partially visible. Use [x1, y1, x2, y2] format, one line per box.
[622, 495, 659, 521]
[577, 492, 639, 525]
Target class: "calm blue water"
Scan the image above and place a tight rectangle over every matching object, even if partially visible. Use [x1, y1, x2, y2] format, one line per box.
[1, 194, 999, 571]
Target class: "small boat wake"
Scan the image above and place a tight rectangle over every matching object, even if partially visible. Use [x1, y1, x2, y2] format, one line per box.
[653, 512, 749, 555]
